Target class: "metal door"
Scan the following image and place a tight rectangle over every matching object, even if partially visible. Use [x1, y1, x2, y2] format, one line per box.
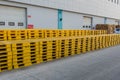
[0, 5, 26, 29]
[58, 9, 63, 29]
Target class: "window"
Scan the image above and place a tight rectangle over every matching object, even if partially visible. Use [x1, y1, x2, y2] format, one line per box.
[8, 22, 15, 26]
[18, 22, 24, 26]
[0, 22, 5, 26]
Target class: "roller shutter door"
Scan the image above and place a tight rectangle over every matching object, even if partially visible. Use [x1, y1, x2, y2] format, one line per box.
[83, 16, 92, 30]
[62, 11, 83, 29]
[28, 7, 58, 29]
[0, 5, 26, 29]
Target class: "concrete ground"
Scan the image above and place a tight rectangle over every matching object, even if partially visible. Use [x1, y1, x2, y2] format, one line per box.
[1, 45, 120, 80]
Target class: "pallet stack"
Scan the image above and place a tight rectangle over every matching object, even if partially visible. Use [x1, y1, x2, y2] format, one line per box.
[28, 41, 41, 65]
[12, 41, 32, 69]
[1, 29, 120, 73]
[50, 40, 59, 60]
[7, 30, 18, 40]
[67, 39, 75, 56]
[70, 30, 76, 36]
[0, 42, 12, 72]
[44, 30, 58, 38]
[58, 39, 69, 58]
[39, 41, 52, 62]
[73, 38, 80, 54]
[98, 36, 103, 48]
[37, 30, 45, 39]
[57, 30, 69, 37]
[0, 29, 108, 41]
[0, 34, 120, 72]
[27, 29, 38, 39]
[86, 37, 91, 52]
[39, 40, 59, 62]
[0, 30, 7, 41]
[63, 30, 70, 37]
[17, 30, 27, 40]
[81, 37, 87, 53]
[91, 37, 95, 50]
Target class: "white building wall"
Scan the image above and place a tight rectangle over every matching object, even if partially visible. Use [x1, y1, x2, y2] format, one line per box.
[9, 0, 120, 19]
[0, 1, 58, 29]
[106, 18, 116, 24]
[93, 17, 105, 27]
[27, 6, 58, 29]
[62, 11, 83, 29]
[0, 0, 120, 29]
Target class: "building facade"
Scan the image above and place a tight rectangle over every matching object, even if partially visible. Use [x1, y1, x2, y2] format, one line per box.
[0, 0, 120, 29]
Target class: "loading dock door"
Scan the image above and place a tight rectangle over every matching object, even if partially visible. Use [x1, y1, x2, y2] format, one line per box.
[0, 5, 26, 29]
[83, 16, 92, 30]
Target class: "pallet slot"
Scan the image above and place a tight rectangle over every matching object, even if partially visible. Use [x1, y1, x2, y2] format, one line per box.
[0, 60, 8, 63]
[1, 67, 9, 71]
[0, 52, 11, 55]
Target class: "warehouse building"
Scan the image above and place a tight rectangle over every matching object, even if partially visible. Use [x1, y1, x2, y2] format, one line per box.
[0, 0, 120, 29]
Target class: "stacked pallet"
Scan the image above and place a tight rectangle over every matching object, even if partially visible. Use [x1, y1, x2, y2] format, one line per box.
[57, 30, 69, 37]
[28, 41, 40, 64]
[1, 31, 120, 73]
[44, 30, 58, 38]
[96, 24, 116, 34]
[40, 40, 59, 62]
[0, 42, 12, 72]
[17, 30, 27, 40]
[27, 29, 38, 39]
[0, 29, 107, 41]
[37, 30, 44, 38]
[12, 41, 41, 69]
[0, 30, 7, 41]
[7, 30, 28, 40]
[12, 41, 32, 69]
[50, 40, 59, 60]
[67, 39, 75, 56]
[58, 39, 69, 57]
[39, 41, 53, 62]
[91, 37, 95, 50]
[86, 37, 91, 51]
[8, 30, 18, 40]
